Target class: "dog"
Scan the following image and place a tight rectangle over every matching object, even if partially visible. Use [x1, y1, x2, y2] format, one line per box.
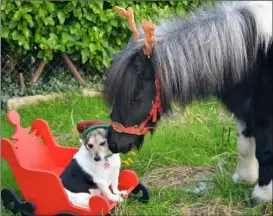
[60, 123, 127, 208]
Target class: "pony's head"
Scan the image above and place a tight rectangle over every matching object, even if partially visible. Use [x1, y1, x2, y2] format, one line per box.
[103, 7, 169, 153]
[105, 49, 157, 153]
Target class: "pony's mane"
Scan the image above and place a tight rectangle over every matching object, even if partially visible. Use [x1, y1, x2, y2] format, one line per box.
[104, 1, 272, 108]
[103, 39, 142, 109]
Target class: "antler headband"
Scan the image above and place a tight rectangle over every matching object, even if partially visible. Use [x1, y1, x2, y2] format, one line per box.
[141, 19, 155, 55]
[114, 6, 156, 55]
[114, 6, 140, 40]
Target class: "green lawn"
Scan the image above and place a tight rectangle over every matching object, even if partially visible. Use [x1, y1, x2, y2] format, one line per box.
[1, 92, 272, 215]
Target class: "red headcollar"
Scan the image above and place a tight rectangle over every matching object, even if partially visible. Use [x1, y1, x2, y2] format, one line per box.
[110, 74, 162, 135]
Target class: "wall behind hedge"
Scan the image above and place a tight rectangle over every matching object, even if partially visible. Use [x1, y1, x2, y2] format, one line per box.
[1, 1, 208, 72]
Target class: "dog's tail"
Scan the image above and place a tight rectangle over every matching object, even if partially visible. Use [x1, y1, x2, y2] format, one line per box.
[65, 189, 92, 209]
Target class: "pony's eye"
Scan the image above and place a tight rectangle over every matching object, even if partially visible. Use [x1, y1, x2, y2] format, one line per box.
[100, 141, 106, 146]
[133, 96, 141, 103]
[133, 93, 142, 103]
[88, 144, 93, 148]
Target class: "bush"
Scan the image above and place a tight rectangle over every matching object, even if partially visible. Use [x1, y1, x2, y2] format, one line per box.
[1, 1, 209, 73]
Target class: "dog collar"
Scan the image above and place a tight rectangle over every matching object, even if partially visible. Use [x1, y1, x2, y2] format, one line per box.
[104, 153, 113, 161]
[104, 153, 114, 169]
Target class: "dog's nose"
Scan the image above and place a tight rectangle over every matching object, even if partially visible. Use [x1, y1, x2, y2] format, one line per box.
[94, 154, 101, 161]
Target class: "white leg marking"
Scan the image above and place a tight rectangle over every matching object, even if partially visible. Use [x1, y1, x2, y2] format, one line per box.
[111, 169, 128, 196]
[89, 188, 102, 196]
[112, 189, 128, 196]
[97, 182, 123, 203]
[65, 189, 91, 208]
[252, 180, 272, 202]
[232, 119, 258, 184]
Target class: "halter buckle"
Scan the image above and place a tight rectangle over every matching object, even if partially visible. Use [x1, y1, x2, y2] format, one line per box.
[112, 122, 125, 133]
[136, 125, 144, 135]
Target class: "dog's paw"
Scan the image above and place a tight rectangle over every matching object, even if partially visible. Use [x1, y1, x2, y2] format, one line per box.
[108, 194, 123, 203]
[113, 189, 128, 196]
[119, 190, 128, 196]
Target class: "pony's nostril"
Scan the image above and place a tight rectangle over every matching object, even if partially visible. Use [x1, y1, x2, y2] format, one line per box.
[109, 142, 119, 153]
[121, 143, 133, 154]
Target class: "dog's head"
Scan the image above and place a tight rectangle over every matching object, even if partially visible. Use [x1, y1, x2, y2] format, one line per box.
[80, 128, 112, 162]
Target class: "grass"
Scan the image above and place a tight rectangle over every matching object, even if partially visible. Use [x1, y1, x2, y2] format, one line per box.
[1, 92, 272, 215]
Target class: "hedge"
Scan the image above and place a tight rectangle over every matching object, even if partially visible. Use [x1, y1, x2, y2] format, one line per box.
[1, 1, 209, 72]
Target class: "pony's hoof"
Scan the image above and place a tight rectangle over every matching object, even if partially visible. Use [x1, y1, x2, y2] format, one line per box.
[232, 171, 240, 183]
[231, 167, 258, 184]
[250, 198, 258, 207]
[251, 181, 272, 204]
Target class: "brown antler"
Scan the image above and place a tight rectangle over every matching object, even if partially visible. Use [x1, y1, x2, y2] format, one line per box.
[142, 19, 155, 55]
[114, 6, 139, 40]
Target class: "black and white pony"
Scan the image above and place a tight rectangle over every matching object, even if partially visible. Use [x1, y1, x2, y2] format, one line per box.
[104, 1, 272, 204]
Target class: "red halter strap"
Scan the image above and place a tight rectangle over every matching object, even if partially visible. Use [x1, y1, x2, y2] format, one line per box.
[110, 74, 162, 135]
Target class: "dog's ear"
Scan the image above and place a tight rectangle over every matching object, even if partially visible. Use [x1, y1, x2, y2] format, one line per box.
[79, 138, 87, 145]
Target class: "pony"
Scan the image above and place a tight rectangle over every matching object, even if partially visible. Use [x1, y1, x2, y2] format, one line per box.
[103, 1, 272, 204]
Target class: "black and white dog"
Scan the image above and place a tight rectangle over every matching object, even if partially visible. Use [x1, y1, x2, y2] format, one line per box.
[60, 126, 127, 208]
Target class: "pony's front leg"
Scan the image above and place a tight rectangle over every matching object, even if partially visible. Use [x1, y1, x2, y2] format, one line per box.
[232, 119, 258, 184]
[251, 118, 272, 203]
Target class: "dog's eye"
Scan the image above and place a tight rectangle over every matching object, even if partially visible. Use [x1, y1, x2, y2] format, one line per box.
[88, 144, 93, 148]
[100, 141, 106, 146]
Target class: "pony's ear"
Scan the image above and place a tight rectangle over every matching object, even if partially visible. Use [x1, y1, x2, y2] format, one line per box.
[132, 51, 154, 80]
[133, 52, 145, 73]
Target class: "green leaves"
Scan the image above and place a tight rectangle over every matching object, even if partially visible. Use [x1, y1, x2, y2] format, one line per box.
[88, 2, 103, 14]
[1, 0, 206, 72]
[43, 17, 55, 26]
[110, 19, 118, 27]
[44, 1, 55, 13]
[11, 30, 21, 40]
[89, 43, 97, 53]
[61, 32, 69, 43]
[81, 48, 89, 63]
[84, 11, 95, 21]
[57, 11, 66, 24]
[2, 26, 9, 38]
[1, 1, 6, 10]
[38, 7, 47, 18]
[23, 28, 31, 38]
[22, 4, 33, 13]
[73, 8, 82, 18]
[116, 37, 121, 46]
[23, 14, 34, 26]
[12, 11, 22, 22]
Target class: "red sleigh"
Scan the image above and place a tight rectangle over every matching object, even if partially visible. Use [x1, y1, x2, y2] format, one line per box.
[1, 111, 149, 216]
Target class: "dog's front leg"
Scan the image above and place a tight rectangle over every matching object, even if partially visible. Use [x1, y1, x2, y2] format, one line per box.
[111, 169, 128, 196]
[96, 182, 123, 203]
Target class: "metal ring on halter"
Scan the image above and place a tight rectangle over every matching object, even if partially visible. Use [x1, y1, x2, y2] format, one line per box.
[133, 125, 142, 135]
[112, 123, 125, 133]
